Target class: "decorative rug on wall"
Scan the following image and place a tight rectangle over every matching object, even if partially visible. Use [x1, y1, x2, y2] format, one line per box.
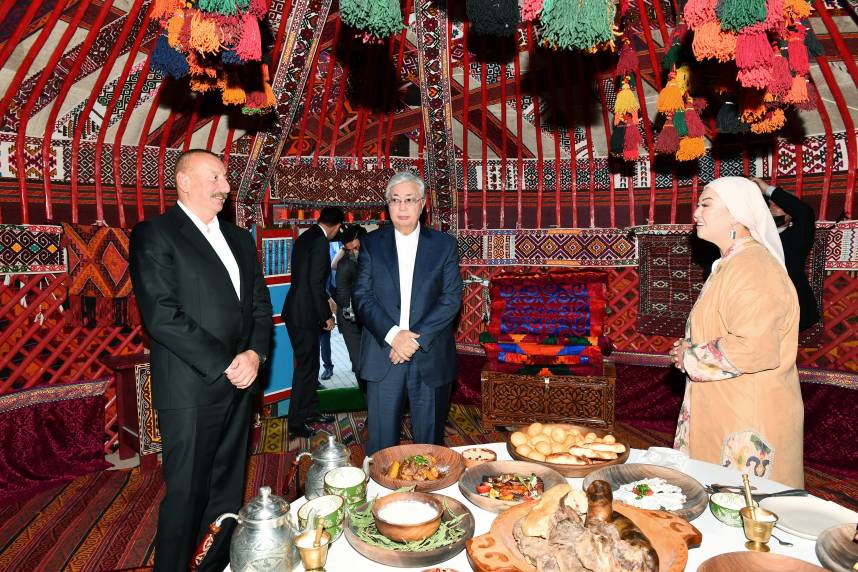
[0, 224, 65, 274]
[61, 223, 139, 328]
[636, 233, 706, 337]
[799, 226, 831, 347]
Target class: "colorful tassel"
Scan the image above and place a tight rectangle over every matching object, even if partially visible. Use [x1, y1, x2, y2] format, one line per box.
[520, 0, 546, 21]
[736, 28, 774, 70]
[794, 80, 817, 110]
[737, 64, 773, 89]
[610, 124, 627, 156]
[655, 122, 680, 153]
[676, 136, 706, 161]
[692, 21, 737, 62]
[750, 107, 786, 133]
[221, 49, 243, 64]
[716, 101, 750, 133]
[657, 76, 685, 113]
[788, 29, 810, 74]
[784, 73, 808, 104]
[365, 0, 406, 38]
[624, 122, 642, 161]
[221, 73, 247, 105]
[614, 78, 640, 116]
[151, 34, 190, 78]
[783, 0, 811, 24]
[540, 0, 617, 51]
[683, 0, 717, 30]
[674, 65, 692, 96]
[763, 0, 784, 33]
[197, 0, 248, 16]
[617, 43, 638, 76]
[248, 0, 270, 18]
[233, 13, 261, 60]
[673, 109, 689, 137]
[166, 12, 185, 48]
[685, 106, 707, 137]
[770, 51, 793, 96]
[151, 0, 182, 20]
[467, 0, 520, 37]
[190, 13, 221, 53]
[716, 0, 767, 32]
[693, 97, 709, 113]
[740, 90, 767, 122]
[803, 19, 824, 57]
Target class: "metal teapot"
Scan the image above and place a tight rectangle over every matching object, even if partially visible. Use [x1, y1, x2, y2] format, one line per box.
[295, 434, 352, 499]
[192, 486, 302, 571]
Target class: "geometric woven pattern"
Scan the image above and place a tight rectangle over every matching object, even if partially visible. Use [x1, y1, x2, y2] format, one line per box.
[134, 363, 161, 455]
[272, 163, 391, 206]
[262, 233, 294, 277]
[62, 224, 132, 298]
[825, 220, 858, 270]
[0, 224, 65, 274]
[458, 228, 636, 267]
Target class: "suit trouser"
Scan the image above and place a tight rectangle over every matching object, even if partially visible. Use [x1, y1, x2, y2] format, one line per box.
[286, 323, 321, 428]
[154, 386, 253, 572]
[335, 309, 364, 393]
[366, 363, 451, 455]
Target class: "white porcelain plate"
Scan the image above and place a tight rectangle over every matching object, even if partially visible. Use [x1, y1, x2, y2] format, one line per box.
[759, 495, 858, 540]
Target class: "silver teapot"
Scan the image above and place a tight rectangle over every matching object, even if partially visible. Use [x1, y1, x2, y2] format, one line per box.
[193, 486, 302, 571]
[295, 434, 352, 499]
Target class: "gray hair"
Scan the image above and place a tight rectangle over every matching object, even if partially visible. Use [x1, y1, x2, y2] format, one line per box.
[385, 172, 425, 201]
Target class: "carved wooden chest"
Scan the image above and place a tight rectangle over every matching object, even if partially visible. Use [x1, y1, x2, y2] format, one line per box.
[480, 361, 616, 431]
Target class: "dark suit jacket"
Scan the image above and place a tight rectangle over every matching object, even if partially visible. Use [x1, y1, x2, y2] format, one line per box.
[282, 225, 333, 329]
[353, 225, 462, 388]
[771, 187, 820, 330]
[334, 254, 357, 311]
[129, 205, 273, 410]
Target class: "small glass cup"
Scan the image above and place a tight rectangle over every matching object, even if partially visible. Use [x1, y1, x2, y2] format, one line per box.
[739, 506, 778, 552]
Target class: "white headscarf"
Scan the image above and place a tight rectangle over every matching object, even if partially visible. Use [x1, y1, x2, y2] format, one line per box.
[704, 176, 785, 268]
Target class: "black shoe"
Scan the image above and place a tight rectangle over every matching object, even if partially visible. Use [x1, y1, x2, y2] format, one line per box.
[320, 367, 333, 380]
[288, 423, 315, 438]
[306, 413, 335, 424]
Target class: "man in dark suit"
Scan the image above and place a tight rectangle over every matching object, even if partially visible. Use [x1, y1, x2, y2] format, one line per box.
[333, 225, 367, 396]
[282, 207, 344, 438]
[129, 150, 273, 571]
[353, 173, 463, 455]
[752, 177, 820, 331]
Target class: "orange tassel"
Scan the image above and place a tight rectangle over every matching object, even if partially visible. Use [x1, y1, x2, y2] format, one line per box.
[784, 74, 808, 104]
[190, 13, 221, 53]
[190, 75, 218, 93]
[264, 81, 276, 107]
[166, 12, 184, 48]
[151, 0, 180, 20]
[657, 78, 685, 113]
[221, 73, 246, 105]
[692, 21, 736, 63]
[783, 0, 811, 24]
[750, 108, 786, 133]
[676, 136, 705, 161]
[740, 90, 766, 123]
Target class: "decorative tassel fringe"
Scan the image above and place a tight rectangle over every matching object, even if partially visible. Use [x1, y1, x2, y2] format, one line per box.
[794, 80, 817, 110]
[716, 101, 750, 133]
[190, 13, 221, 53]
[740, 90, 767, 122]
[617, 43, 638, 76]
[624, 122, 642, 161]
[614, 78, 640, 116]
[770, 52, 793, 96]
[788, 30, 810, 74]
[676, 136, 706, 161]
[610, 124, 627, 156]
[783, 0, 811, 24]
[803, 20, 824, 57]
[764, 0, 785, 33]
[750, 107, 786, 133]
[784, 73, 808, 104]
[683, 0, 717, 30]
[716, 0, 767, 32]
[540, 0, 617, 51]
[685, 106, 707, 137]
[197, 0, 248, 16]
[657, 77, 685, 113]
[151, 34, 190, 78]
[152, 0, 181, 20]
[234, 13, 261, 60]
[692, 21, 737, 62]
[655, 122, 680, 154]
[736, 28, 773, 69]
[673, 109, 689, 137]
[468, 0, 520, 37]
[520, 0, 546, 21]
[222, 73, 246, 105]
[166, 12, 185, 47]
[737, 64, 773, 89]
[221, 49, 243, 64]
[693, 97, 709, 113]
[341, 0, 404, 39]
[248, 0, 270, 18]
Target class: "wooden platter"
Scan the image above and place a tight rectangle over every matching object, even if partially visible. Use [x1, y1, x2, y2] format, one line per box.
[506, 423, 630, 477]
[466, 499, 701, 572]
[815, 523, 858, 572]
[344, 494, 475, 568]
[367, 444, 465, 493]
[457, 460, 566, 513]
[697, 552, 825, 571]
[583, 463, 708, 521]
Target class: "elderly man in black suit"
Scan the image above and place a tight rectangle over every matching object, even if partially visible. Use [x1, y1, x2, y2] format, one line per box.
[353, 173, 463, 455]
[282, 206, 344, 438]
[130, 149, 273, 571]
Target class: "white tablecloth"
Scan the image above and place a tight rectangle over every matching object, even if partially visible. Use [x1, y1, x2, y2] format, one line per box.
[268, 443, 831, 571]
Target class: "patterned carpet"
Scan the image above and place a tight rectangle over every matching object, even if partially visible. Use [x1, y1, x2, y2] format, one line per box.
[1, 405, 855, 570]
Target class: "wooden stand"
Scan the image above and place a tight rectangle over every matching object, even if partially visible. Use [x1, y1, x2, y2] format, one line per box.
[480, 360, 616, 431]
[101, 353, 161, 471]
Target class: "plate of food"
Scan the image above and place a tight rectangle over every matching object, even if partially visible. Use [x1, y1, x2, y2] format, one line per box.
[366, 444, 465, 492]
[582, 463, 708, 521]
[466, 480, 702, 572]
[458, 460, 566, 513]
[506, 422, 630, 477]
[344, 491, 475, 568]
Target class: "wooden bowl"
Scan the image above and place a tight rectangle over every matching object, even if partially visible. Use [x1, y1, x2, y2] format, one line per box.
[698, 552, 825, 571]
[461, 447, 497, 469]
[372, 492, 443, 542]
[466, 500, 702, 572]
[506, 423, 630, 477]
[458, 460, 566, 513]
[367, 444, 465, 492]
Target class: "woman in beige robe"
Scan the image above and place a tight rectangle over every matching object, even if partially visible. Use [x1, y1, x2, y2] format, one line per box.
[669, 177, 804, 488]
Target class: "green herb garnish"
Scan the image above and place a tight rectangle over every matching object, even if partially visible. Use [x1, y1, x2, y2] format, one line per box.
[409, 455, 429, 467]
[350, 499, 466, 552]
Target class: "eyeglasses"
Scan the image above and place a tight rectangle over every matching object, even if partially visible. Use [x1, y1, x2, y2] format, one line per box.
[387, 197, 424, 207]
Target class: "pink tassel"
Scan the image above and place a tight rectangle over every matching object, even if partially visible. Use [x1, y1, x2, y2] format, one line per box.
[520, 0, 545, 21]
[624, 122, 642, 161]
[737, 65, 774, 89]
[685, 106, 707, 137]
[770, 54, 793, 96]
[655, 123, 680, 154]
[736, 28, 774, 70]
[683, 0, 717, 30]
[693, 97, 709, 113]
[794, 81, 818, 110]
[248, 0, 270, 18]
[616, 43, 638, 76]
[788, 31, 810, 74]
[764, 0, 784, 33]
[235, 13, 261, 61]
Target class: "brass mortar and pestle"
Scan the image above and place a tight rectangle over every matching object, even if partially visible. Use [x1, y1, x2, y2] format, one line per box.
[294, 509, 331, 571]
[740, 473, 779, 552]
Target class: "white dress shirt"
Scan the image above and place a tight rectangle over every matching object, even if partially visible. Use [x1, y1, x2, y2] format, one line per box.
[384, 226, 420, 345]
[177, 201, 241, 300]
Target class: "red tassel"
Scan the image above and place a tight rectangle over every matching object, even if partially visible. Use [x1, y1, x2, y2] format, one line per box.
[248, 0, 270, 18]
[788, 31, 810, 74]
[685, 107, 707, 137]
[794, 81, 818, 110]
[616, 43, 638, 76]
[683, 0, 716, 30]
[764, 0, 784, 33]
[784, 74, 808, 104]
[736, 28, 774, 70]
[693, 97, 709, 113]
[770, 54, 793, 96]
[235, 13, 261, 61]
[655, 122, 680, 154]
[624, 122, 642, 161]
[737, 65, 773, 89]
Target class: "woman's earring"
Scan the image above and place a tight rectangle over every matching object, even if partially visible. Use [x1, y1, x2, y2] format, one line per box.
[729, 228, 737, 240]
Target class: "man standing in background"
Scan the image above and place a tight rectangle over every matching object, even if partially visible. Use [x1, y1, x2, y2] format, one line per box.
[283, 207, 344, 438]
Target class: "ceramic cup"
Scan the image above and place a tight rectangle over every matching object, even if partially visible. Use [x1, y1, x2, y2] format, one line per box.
[323, 466, 367, 509]
[297, 494, 345, 542]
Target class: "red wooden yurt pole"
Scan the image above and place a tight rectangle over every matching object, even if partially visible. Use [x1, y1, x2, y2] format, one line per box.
[183, 107, 199, 151]
[810, 70, 837, 220]
[0, 1, 44, 76]
[158, 111, 179, 211]
[480, 50, 488, 229]
[514, 44, 524, 227]
[206, 115, 221, 151]
[560, 54, 578, 227]
[793, 140, 804, 198]
[114, 52, 153, 223]
[596, 79, 618, 227]
[526, 23, 545, 229]
[500, 58, 509, 228]
[312, 19, 341, 168]
[462, 22, 471, 229]
[136, 83, 164, 216]
[384, 23, 408, 169]
[327, 57, 350, 168]
[545, 54, 561, 227]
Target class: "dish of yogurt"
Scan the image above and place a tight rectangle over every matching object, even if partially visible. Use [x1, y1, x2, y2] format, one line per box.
[613, 477, 687, 511]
